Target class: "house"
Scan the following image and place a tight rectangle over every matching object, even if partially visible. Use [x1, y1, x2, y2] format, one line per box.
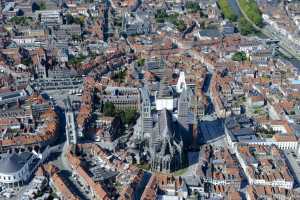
[37, 10, 62, 26]
[247, 95, 265, 108]
[198, 29, 222, 40]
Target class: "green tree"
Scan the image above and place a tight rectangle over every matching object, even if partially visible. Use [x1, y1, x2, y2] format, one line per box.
[103, 102, 116, 116]
[73, 16, 86, 26]
[21, 58, 32, 66]
[65, 14, 74, 24]
[155, 9, 186, 31]
[32, 1, 46, 11]
[238, 17, 256, 35]
[39, 2, 46, 10]
[119, 109, 137, 125]
[155, 9, 168, 23]
[9, 16, 32, 25]
[186, 2, 200, 13]
[65, 14, 85, 25]
[232, 51, 247, 61]
[137, 58, 145, 67]
[32, 2, 40, 12]
[68, 54, 87, 66]
[174, 20, 187, 32]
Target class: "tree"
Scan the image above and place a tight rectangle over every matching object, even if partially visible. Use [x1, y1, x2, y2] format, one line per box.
[32, 2, 40, 12]
[32, 1, 46, 12]
[186, 1, 201, 13]
[68, 54, 87, 66]
[16, 9, 24, 16]
[39, 2, 46, 10]
[65, 14, 74, 24]
[155, 9, 186, 32]
[65, 14, 85, 26]
[238, 17, 256, 35]
[73, 16, 86, 26]
[172, 43, 178, 49]
[175, 20, 187, 32]
[137, 58, 145, 67]
[21, 58, 32, 66]
[155, 9, 168, 23]
[119, 109, 137, 125]
[232, 51, 247, 61]
[9, 16, 32, 26]
[103, 102, 116, 116]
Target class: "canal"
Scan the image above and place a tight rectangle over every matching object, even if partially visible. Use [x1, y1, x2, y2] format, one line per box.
[228, 0, 242, 17]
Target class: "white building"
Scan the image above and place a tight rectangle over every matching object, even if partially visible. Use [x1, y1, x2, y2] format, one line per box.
[156, 97, 174, 111]
[156, 74, 174, 111]
[37, 10, 61, 25]
[11, 36, 37, 45]
[0, 152, 37, 187]
[176, 71, 187, 93]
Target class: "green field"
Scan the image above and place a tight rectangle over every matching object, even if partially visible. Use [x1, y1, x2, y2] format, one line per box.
[238, 0, 263, 27]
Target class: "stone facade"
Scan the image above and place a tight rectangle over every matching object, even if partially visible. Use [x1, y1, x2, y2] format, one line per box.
[150, 109, 183, 173]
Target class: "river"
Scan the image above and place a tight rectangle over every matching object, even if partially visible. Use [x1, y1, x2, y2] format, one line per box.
[288, 58, 300, 69]
[228, 0, 242, 17]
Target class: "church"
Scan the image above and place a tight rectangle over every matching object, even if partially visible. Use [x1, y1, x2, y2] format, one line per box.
[131, 69, 196, 173]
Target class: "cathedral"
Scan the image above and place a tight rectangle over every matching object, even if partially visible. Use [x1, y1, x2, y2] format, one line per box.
[150, 109, 183, 173]
[131, 69, 195, 173]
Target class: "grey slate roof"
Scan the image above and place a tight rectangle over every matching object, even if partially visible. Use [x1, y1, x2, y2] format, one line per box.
[0, 152, 32, 174]
[199, 29, 221, 38]
[158, 108, 173, 138]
